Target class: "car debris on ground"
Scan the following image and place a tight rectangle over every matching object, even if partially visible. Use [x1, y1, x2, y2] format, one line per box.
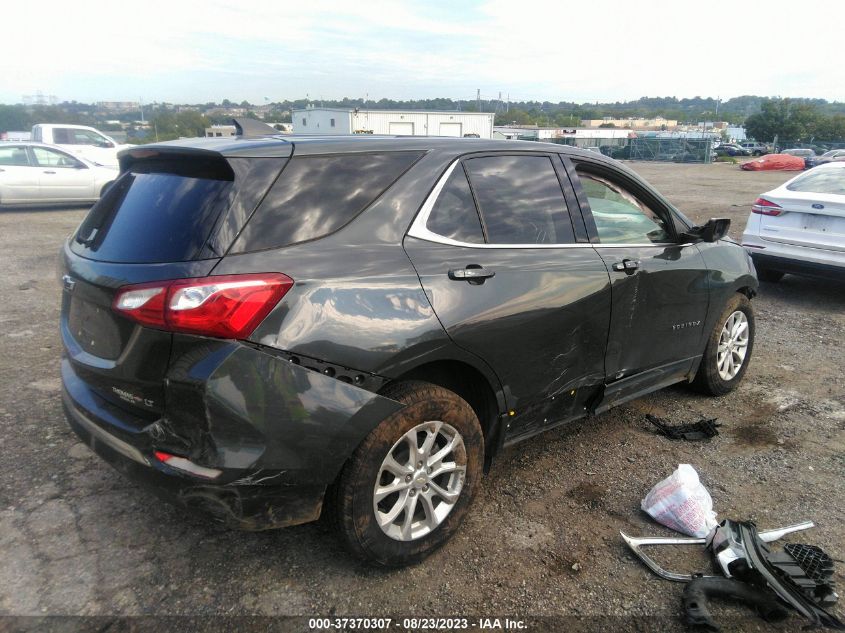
[645, 414, 721, 441]
[622, 466, 845, 630]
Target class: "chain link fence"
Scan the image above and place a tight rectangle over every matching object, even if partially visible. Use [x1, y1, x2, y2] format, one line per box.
[525, 136, 717, 163]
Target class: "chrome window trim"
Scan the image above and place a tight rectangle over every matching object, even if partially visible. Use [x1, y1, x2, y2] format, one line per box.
[407, 159, 683, 250]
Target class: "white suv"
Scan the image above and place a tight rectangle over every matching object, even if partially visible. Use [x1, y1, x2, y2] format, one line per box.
[741, 162, 845, 281]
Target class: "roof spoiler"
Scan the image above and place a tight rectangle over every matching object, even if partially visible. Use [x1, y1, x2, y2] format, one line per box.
[232, 117, 280, 138]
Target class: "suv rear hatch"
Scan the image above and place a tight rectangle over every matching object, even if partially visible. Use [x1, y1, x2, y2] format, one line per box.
[61, 146, 289, 422]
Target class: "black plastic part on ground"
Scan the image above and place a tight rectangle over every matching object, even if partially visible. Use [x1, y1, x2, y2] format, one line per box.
[645, 414, 721, 440]
[682, 577, 789, 631]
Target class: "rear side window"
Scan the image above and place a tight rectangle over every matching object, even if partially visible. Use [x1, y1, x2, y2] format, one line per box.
[0, 146, 30, 166]
[463, 155, 575, 244]
[233, 152, 423, 252]
[426, 165, 484, 243]
[71, 157, 235, 263]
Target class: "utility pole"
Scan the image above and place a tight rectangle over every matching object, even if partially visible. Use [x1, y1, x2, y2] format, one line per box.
[477, 89, 480, 112]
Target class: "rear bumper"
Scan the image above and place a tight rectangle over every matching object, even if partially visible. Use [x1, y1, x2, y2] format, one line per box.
[61, 340, 404, 529]
[742, 229, 845, 280]
[748, 252, 844, 281]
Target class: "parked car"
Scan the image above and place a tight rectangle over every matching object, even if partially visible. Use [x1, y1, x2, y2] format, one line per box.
[739, 141, 771, 156]
[781, 148, 816, 169]
[805, 149, 845, 169]
[0, 142, 117, 207]
[31, 124, 131, 168]
[715, 143, 752, 157]
[741, 161, 845, 281]
[60, 134, 758, 566]
[741, 154, 806, 171]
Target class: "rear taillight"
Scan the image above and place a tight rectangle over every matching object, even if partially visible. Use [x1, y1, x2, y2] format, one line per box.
[113, 273, 293, 339]
[752, 197, 783, 216]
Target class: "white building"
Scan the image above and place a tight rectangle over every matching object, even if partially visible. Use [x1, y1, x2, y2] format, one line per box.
[292, 107, 494, 138]
[205, 125, 237, 138]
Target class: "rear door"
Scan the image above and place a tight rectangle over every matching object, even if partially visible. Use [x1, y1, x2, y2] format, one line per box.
[568, 160, 710, 407]
[0, 144, 39, 202]
[30, 146, 97, 200]
[405, 152, 611, 439]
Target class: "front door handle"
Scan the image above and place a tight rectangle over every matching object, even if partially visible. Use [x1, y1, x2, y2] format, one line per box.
[43, 170, 56, 174]
[448, 266, 496, 283]
[612, 259, 640, 274]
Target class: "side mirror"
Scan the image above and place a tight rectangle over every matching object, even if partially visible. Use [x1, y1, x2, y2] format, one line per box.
[681, 217, 731, 243]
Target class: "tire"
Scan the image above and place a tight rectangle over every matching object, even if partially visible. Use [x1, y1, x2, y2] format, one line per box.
[332, 380, 484, 566]
[757, 268, 784, 283]
[692, 294, 755, 396]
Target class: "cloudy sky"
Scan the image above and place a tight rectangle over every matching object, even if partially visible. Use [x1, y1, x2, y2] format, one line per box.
[2, 0, 843, 105]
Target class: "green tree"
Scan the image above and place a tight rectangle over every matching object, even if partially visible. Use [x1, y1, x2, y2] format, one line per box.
[0, 105, 32, 131]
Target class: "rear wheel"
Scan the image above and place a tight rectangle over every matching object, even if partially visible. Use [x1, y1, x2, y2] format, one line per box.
[692, 294, 755, 396]
[332, 381, 483, 566]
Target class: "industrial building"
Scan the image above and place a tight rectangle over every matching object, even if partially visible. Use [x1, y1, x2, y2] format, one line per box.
[292, 107, 494, 138]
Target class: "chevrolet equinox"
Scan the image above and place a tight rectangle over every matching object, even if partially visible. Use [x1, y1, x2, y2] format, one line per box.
[60, 131, 758, 566]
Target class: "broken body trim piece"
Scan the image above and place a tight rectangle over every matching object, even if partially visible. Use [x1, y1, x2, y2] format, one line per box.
[620, 521, 815, 582]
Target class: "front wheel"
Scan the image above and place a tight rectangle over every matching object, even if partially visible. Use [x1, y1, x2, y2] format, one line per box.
[332, 381, 484, 566]
[692, 294, 755, 396]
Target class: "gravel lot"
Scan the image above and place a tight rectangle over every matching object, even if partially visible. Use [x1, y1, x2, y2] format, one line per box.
[1, 161, 843, 632]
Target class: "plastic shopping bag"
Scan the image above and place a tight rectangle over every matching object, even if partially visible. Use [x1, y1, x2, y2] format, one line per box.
[641, 464, 718, 537]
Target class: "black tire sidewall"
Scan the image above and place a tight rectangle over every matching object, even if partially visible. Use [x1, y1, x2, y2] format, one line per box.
[336, 382, 484, 566]
[694, 294, 755, 396]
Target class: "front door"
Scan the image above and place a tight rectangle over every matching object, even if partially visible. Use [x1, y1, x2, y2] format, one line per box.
[31, 146, 96, 201]
[568, 161, 710, 409]
[405, 153, 612, 440]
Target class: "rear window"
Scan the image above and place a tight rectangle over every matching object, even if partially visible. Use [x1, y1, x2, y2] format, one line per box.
[232, 151, 423, 252]
[71, 157, 235, 263]
[786, 168, 845, 195]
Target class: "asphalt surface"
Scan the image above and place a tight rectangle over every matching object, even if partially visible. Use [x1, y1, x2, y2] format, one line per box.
[1, 161, 843, 632]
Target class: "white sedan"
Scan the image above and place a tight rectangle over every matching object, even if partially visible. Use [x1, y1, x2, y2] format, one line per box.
[741, 161, 845, 281]
[0, 142, 117, 207]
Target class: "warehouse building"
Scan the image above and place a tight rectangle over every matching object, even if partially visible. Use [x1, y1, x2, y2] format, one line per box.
[292, 107, 494, 138]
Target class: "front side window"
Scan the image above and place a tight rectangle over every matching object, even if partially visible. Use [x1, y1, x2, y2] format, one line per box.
[576, 169, 671, 244]
[32, 147, 84, 168]
[71, 130, 112, 147]
[463, 155, 575, 244]
[426, 165, 484, 243]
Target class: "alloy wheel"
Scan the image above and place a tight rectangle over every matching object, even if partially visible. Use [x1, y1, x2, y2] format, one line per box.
[717, 310, 749, 381]
[373, 421, 466, 541]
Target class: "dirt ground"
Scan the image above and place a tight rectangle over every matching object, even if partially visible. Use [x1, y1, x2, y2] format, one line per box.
[0, 161, 843, 632]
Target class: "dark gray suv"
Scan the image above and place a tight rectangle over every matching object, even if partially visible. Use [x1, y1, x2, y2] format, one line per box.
[60, 132, 758, 566]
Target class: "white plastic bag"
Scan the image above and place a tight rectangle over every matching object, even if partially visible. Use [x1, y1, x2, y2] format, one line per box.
[641, 464, 717, 537]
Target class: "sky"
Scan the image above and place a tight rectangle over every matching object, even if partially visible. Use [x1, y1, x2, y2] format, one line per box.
[2, 0, 844, 105]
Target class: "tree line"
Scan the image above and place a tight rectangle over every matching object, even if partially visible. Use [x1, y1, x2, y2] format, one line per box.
[2, 96, 845, 143]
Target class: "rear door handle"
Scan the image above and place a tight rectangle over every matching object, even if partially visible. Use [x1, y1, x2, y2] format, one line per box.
[448, 266, 496, 282]
[611, 259, 640, 274]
